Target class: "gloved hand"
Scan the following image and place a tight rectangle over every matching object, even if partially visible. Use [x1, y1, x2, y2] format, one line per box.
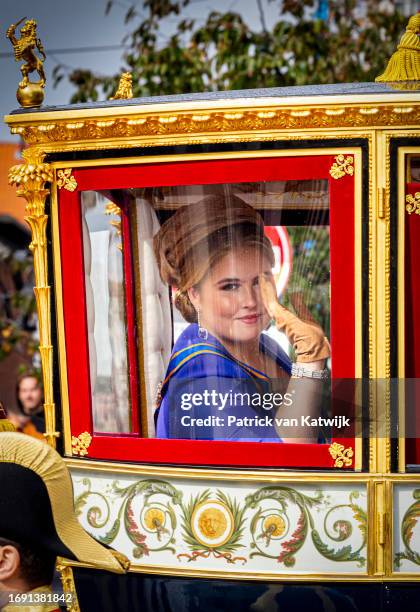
[259, 273, 330, 363]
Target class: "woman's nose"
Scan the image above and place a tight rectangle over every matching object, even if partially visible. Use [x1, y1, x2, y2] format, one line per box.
[242, 284, 258, 308]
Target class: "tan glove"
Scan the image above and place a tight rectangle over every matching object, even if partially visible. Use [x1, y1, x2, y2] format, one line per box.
[259, 274, 331, 363]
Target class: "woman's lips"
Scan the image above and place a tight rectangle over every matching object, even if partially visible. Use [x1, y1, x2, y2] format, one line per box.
[237, 314, 261, 324]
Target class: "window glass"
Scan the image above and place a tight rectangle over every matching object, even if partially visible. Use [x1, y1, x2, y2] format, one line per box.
[81, 191, 132, 433]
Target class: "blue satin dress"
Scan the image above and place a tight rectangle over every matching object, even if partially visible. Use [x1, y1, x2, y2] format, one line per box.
[156, 323, 291, 441]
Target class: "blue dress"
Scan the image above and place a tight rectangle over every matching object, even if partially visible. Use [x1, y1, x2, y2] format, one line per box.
[156, 323, 291, 441]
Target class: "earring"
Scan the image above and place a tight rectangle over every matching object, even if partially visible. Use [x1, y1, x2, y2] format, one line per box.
[197, 307, 208, 340]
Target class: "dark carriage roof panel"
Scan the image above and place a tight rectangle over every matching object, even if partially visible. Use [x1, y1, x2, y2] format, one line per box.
[9, 82, 419, 115]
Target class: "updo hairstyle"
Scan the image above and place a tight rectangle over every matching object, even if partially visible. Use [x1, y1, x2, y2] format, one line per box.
[154, 195, 274, 323]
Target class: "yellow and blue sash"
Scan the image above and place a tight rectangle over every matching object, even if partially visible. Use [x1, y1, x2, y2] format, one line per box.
[156, 341, 269, 412]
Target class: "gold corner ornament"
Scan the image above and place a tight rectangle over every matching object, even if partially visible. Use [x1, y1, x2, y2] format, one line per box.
[6, 18, 46, 108]
[376, 13, 420, 84]
[110, 72, 133, 100]
[71, 432, 92, 456]
[57, 168, 77, 191]
[329, 154, 354, 180]
[329, 442, 354, 468]
[406, 192, 420, 215]
[8, 149, 59, 448]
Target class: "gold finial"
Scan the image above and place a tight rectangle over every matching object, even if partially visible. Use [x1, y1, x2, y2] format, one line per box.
[376, 13, 420, 85]
[110, 72, 133, 100]
[6, 18, 46, 107]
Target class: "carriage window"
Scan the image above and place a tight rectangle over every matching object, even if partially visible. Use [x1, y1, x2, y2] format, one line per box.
[81, 191, 132, 433]
[81, 180, 333, 440]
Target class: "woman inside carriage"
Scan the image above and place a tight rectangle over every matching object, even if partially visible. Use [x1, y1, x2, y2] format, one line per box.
[153, 195, 330, 443]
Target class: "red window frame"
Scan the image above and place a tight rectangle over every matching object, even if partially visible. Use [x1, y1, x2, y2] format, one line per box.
[405, 182, 420, 466]
[58, 155, 356, 468]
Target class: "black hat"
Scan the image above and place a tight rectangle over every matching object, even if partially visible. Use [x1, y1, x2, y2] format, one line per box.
[0, 432, 128, 573]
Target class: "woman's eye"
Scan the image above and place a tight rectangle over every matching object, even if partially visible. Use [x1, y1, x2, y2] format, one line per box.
[220, 283, 240, 291]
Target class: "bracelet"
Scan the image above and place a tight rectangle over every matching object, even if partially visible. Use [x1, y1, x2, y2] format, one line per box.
[291, 363, 329, 380]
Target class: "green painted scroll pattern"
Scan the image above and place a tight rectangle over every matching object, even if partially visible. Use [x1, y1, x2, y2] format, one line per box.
[74, 478, 366, 567]
[395, 489, 420, 568]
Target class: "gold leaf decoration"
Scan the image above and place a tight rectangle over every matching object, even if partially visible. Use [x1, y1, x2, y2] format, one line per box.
[7, 105, 420, 147]
[406, 192, 420, 215]
[71, 431, 92, 456]
[329, 442, 354, 468]
[329, 154, 354, 180]
[57, 168, 77, 191]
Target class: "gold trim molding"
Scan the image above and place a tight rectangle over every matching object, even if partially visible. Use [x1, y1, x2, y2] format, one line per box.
[406, 191, 420, 215]
[329, 154, 354, 179]
[57, 168, 77, 191]
[56, 561, 80, 612]
[6, 103, 420, 147]
[8, 149, 58, 448]
[329, 442, 354, 468]
[71, 432, 92, 456]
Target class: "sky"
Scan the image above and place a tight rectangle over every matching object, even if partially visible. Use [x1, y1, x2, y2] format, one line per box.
[0, 0, 280, 142]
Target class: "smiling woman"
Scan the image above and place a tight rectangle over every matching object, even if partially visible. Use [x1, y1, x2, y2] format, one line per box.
[153, 195, 330, 443]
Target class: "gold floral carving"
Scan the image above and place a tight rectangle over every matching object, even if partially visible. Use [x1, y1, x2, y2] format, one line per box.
[57, 168, 77, 191]
[8, 148, 58, 448]
[329, 154, 355, 179]
[406, 192, 420, 215]
[8, 104, 420, 146]
[56, 562, 80, 612]
[329, 442, 354, 468]
[71, 432, 92, 456]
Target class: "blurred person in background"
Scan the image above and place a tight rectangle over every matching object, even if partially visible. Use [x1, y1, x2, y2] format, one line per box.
[7, 373, 45, 440]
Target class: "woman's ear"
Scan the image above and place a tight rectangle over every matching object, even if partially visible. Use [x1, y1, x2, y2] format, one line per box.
[187, 286, 200, 311]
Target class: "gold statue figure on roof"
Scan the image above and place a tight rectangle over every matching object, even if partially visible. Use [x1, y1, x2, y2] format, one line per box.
[6, 17, 46, 107]
[110, 72, 133, 100]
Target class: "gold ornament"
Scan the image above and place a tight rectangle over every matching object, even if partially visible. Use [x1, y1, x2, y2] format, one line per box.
[329, 442, 354, 468]
[57, 168, 77, 191]
[191, 500, 234, 547]
[406, 192, 420, 215]
[6, 18, 46, 107]
[144, 508, 165, 531]
[110, 72, 133, 100]
[329, 154, 354, 179]
[8, 149, 58, 448]
[71, 432, 92, 456]
[8, 105, 420, 147]
[263, 515, 286, 538]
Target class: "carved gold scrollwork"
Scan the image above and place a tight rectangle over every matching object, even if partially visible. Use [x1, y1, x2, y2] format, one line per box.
[8, 148, 59, 448]
[56, 562, 81, 612]
[71, 431, 92, 456]
[329, 442, 354, 468]
[406, 192, 420, 215]
[57, 168, 77, 191]
[9, 105, 420, 147]
[329, 154, 355, 180]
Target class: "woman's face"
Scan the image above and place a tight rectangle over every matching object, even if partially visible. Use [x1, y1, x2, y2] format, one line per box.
[188, 247, 273, 346]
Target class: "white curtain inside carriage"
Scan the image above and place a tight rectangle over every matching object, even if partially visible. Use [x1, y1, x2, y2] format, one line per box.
[81, 191, 171, 437]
